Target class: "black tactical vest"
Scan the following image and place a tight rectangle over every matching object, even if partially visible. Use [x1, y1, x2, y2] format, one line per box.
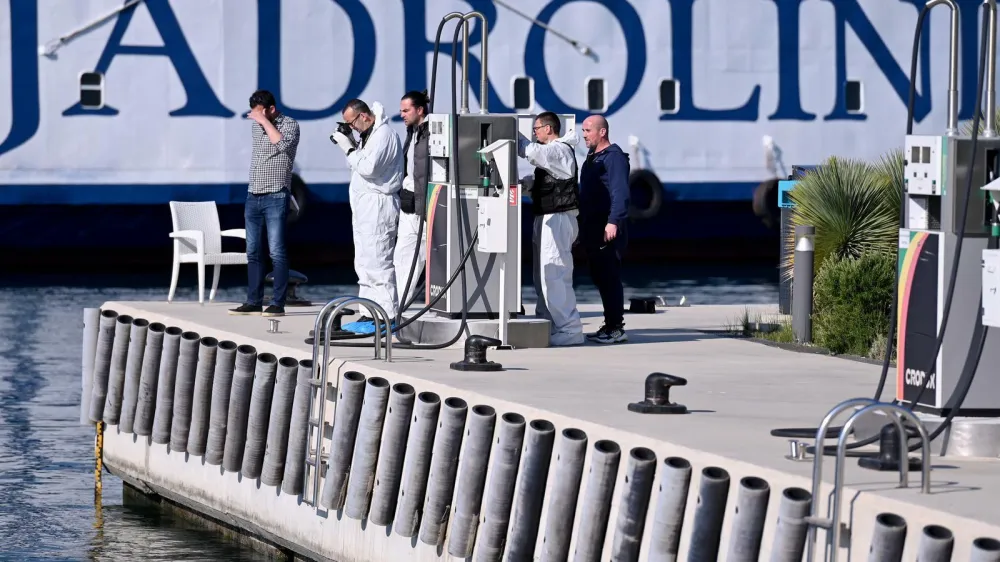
[532, 141, 580, 215]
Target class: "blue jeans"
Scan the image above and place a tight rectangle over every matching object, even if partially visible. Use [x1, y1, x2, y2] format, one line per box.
[244, 190, 289, 307]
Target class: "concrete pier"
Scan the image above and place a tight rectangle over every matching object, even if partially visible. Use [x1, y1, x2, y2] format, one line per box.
[84, 300, 1000, 561]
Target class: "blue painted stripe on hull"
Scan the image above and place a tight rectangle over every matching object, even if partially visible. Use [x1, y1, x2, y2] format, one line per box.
[0, 181, 761, 205]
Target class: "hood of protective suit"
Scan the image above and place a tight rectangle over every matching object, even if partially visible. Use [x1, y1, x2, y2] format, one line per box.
[346, 100, 403, 197]
[556, 129, 580, 147]
[369, 101, 390, 133]
[556, 129, 584, 160]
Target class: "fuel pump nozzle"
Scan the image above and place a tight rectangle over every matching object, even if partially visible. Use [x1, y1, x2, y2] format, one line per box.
[479, 155, 502, 197]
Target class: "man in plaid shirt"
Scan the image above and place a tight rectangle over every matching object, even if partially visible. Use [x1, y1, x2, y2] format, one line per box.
[229, 89, 300, 317]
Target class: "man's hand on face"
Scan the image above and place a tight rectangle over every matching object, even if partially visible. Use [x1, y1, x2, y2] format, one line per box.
[246, 106, 267, 124]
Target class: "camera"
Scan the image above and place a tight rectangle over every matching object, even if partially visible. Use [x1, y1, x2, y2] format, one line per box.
[329, 121, 354, 144]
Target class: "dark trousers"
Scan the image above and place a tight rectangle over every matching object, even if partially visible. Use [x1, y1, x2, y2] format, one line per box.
[581, 219, 627, 328]
[245, 189, 289, 307]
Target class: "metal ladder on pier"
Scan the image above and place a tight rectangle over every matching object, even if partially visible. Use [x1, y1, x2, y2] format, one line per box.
[802, 399, 931, 562]
[301, 296, 393, 507]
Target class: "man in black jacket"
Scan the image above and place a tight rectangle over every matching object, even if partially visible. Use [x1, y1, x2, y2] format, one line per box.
[394, 90, 431, 308]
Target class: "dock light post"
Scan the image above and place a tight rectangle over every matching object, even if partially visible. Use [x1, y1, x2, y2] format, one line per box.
[792, 225, 815, 344]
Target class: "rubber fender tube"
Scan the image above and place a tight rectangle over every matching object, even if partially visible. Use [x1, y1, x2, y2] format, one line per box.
[286, 173, 307, 225]
[752, 178, 780, 230]
[627, 168, 662, 221]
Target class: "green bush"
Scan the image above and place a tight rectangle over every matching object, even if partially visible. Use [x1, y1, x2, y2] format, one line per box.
[812, 251, 896, 356]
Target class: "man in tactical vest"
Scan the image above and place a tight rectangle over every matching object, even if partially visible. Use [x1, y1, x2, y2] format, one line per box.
[517, 111, 585, 346]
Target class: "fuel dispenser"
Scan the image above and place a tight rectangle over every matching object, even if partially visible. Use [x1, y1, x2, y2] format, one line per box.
[896, 13, 1000, 416]
[424, 113, 523, 324]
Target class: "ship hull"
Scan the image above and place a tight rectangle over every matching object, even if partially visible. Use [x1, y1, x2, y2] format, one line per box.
[2, 184, 776, 269]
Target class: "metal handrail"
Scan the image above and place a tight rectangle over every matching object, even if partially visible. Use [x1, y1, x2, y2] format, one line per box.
[804, 401, 931, 562]
[804, 398, 879, 562]
[304, 296, 393, 505]
[828, 403, 931, 562]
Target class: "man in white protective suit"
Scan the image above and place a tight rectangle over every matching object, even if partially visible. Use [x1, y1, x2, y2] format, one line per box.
[329, 98, 404, 335]
[517, 111, 585, 346]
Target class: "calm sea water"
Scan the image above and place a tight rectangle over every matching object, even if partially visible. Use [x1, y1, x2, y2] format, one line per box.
[0, 263, 777, 561]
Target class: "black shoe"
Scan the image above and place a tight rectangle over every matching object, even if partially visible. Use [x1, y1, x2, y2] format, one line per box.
[591, 325, 628, 345]
[229, 303, 262, 315]
[262, 305, 285, 317]
[586, 324, 610, 341]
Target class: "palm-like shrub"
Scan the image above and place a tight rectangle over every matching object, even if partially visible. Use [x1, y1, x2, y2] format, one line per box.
[781, 152, 902, 279]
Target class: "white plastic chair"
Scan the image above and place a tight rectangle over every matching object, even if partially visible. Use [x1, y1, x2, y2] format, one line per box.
[167, 201, 248, 304]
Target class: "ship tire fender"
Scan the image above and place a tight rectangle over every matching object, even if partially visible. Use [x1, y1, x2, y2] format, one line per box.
[287, 173, 307, 225]
[628, 168, 662, 221]
[752, 178, 780, 230]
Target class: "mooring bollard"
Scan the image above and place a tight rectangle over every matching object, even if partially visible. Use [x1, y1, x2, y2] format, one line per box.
[648, 457, 693, 562]
[222, 344, 257, 472]
[611, 447, 658, 561]
[916, 525, 954, 562]
[448, 404, 497, 558]
[726, 476, 771, 562]
[768, 487, 812, 562]
[168, 331, 201, 452]
[260, 356, 300, 487]
[419, 397, 469, 547]
[686, 466, 731, 562]
[133, 322, 166, 437]
[345, 376, 391, 520]
[81, 308, 101, 425]
[970, 537, 1000, 562]
[868, 512, 907, 562]
[151, 326, 183, 445]
[394, 391, 442, 538]
[573, 439, 622, 562]
[88, 310, 119, 424]
[99, 314, 133, 425]
[539, 428, 588, 562]
[476, 412, 527, 562]
[117, 317, 149, 432]
[792, 224, 815, 343]
[280, 359, 315, 495]
[186, 336, 219, 456]
[368, 382, 416, 526]
[507, 419, 557, 561]
[241, 353, 278, 479]
[319, 370, 366, 511]
[204, 340, 238, 465]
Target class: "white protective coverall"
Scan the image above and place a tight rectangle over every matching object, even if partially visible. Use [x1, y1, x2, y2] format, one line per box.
[518, 130, 585, 346]
[338, 102, 403, 328]
[392, 129, 426, 308]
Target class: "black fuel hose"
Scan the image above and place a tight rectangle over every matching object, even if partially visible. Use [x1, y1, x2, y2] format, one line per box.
[771, 5, 992, 457]
[312, 14, 465, 345]
[391, 12, 463, 326]
[323, 18, 476, 350]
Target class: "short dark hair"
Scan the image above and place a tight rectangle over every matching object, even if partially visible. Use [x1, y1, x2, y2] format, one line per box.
[344, 98, 372, 116]
[249, 89, 276, 109]
[536, 111, 560, 135]
[401, 90, 430, 115]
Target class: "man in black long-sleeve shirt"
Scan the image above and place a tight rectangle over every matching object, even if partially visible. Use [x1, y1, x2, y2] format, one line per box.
[579, 115, 630, 344]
